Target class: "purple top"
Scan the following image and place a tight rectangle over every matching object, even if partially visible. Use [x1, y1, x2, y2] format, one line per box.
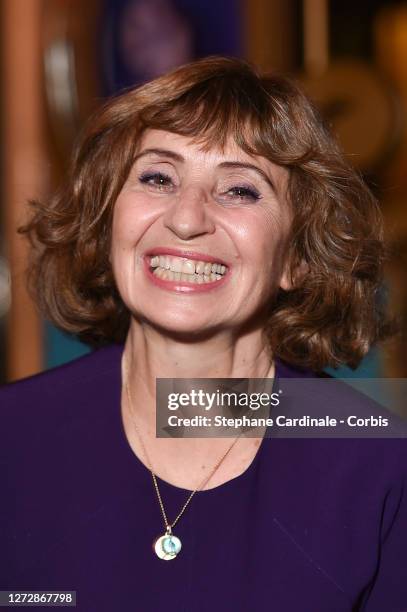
[1, 343, 406, 611]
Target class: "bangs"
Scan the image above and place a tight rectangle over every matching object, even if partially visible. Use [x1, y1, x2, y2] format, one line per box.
[138, 68, 275, 159]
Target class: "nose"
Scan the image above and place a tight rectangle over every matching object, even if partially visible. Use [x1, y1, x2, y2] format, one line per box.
[162, 186, 216, 240]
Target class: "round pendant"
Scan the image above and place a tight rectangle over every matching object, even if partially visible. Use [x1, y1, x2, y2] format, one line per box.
[154, 533, 182, 560]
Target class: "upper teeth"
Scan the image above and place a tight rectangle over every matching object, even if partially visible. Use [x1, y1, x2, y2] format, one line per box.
[150, 255, 227, 276]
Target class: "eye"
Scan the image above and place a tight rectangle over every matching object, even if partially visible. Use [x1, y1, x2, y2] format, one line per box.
[223, 186, 261, 202]
[139, 171, 175, 191]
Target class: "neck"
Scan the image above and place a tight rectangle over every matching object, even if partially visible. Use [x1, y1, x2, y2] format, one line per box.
[120, 318, 274, 489]
[122, 318, 274, 425]
[125, 316, 273, 379]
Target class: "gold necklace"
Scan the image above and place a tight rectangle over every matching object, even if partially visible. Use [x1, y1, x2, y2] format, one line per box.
[123, 355, 242, 560]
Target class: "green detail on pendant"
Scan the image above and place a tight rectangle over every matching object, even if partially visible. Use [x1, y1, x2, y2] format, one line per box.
[162, 535, 182, 555]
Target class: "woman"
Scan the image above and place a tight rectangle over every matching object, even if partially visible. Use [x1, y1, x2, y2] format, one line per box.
[1, 56, 405, 611]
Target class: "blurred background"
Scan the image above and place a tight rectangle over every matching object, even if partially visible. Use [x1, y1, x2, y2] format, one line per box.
[1, 0, 407, 384]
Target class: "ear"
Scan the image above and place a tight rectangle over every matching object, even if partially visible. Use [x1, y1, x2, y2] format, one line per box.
[279, 259, 309, 291]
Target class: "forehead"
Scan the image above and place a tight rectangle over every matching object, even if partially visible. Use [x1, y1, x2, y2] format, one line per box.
[137, 129, 289, 183]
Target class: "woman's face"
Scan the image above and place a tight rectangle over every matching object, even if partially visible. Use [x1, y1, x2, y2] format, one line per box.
[111, 129, 292, 336]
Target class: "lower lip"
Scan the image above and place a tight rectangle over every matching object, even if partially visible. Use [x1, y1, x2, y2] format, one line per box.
[143, 258, 230, 293]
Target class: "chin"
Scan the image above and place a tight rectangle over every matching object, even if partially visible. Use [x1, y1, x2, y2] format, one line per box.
[135, 310, 224, 340]
[152, 323, 222, 342]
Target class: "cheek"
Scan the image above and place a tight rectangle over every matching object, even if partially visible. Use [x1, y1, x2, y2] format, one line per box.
[111, 196, 133, 248]
[236, 212, 288, 264]
[111, 193, 155, 252]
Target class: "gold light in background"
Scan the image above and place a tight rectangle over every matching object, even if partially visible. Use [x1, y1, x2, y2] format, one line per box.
[374, 4, 407, 378]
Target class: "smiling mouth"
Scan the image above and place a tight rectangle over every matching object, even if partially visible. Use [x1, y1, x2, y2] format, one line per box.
[149, 254, 228, 284]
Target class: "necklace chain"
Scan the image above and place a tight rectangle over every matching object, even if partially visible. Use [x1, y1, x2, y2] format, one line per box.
[123, 355, 242, 533]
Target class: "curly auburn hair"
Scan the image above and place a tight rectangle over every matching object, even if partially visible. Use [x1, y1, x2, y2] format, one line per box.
[19, 56, 391, 371]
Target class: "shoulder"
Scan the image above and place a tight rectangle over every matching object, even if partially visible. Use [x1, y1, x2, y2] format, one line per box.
[275, 358, 407, 439]
[275, 357, 320, 379]
[0, 343, 124, 410]
[0, 343, 125, 473]
[272, 358, 407, 510]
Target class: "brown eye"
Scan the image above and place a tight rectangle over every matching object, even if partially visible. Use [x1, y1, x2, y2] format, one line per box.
[139, 172, 174, 190]
[224, 186, 261, 202]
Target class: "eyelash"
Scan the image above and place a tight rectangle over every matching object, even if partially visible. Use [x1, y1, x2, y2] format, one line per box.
[226, 186, 261, 201]
[138, 171, 261, 202]
[139, 172, 173, 189]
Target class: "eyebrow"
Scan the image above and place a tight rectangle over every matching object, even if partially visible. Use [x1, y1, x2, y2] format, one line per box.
[134, 148, 184, 163]
[134, 148, 277, 192]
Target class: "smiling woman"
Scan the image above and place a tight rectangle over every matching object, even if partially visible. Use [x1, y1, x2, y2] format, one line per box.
[111, 129, 292, 335]
[18, 56, 386, 369]
[1, 57, 406, 612]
